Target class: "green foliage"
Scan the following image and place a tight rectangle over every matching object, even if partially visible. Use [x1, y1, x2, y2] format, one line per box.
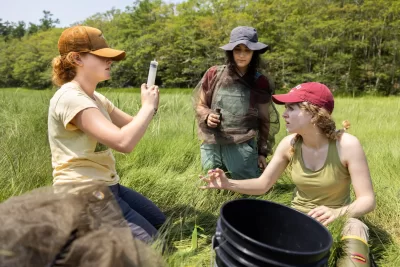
[0, 10, 59, 40]
[10, 29, 62, 89]
[38, 11, 60, 31]
[1, 0, 400, 94]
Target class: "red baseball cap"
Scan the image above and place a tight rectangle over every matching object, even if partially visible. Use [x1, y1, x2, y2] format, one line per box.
[272, 82, 334, 114]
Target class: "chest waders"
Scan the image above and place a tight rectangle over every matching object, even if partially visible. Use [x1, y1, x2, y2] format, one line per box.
[200, 73, 260, 179]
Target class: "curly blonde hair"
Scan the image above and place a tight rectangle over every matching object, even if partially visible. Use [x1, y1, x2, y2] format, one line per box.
[51, 52, 82, 87]
[289, 102, 350, 156]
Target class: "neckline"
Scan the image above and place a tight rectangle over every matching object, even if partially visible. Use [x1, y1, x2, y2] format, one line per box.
[69, 81, 97, 102]
[299, 140, 332, 172]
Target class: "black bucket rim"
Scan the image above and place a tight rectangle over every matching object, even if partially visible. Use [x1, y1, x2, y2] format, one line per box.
[219, 198, 333, 257]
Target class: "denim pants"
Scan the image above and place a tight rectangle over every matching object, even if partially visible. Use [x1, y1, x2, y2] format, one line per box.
[200, 138, 260, 179]
[109, 184, 166, 242]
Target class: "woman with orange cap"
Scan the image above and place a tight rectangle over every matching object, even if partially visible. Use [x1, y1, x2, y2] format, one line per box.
[49, 25, 165, 243]
[201, 82, 376, 266]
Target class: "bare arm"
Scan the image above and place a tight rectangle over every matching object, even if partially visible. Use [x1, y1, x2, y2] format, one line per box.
[72, 84, 158, 153]
[335, 134, 376, 217]
[201, 135, 293, 195]
[109, 107, 134, 128]
[309, 133, 376, 225]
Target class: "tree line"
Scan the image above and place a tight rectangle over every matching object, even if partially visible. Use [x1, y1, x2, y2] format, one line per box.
[0, 0, 399, 95]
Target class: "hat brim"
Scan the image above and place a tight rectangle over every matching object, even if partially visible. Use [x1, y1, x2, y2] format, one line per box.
[89, 48, 126, 61]
[220, 40, 269, 54]
[272, 93, 304, 105]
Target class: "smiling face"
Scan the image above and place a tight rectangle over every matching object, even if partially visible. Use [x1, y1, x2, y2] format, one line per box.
[233, 44, 254, 73]
[79, 53, 113, 82]
[282, 103, 314, 134]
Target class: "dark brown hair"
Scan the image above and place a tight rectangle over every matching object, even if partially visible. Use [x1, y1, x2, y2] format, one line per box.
[225, 50, 261, 81]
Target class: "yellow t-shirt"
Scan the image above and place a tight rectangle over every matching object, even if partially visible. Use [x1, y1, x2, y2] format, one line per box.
[290, 139, 351, 213]
[48, 82, 120, 186]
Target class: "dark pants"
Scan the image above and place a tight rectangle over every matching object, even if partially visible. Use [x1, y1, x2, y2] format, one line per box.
[110, 184, 166, 242]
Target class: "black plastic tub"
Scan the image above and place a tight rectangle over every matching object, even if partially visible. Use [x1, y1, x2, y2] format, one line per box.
[213, 199, 333, 267]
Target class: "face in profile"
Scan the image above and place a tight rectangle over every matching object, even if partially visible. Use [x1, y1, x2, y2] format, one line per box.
[79, 53, 113, 82]
[282, 103, 313, 133]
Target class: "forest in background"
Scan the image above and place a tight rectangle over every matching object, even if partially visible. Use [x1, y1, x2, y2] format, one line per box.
[1, 0, 399, 95]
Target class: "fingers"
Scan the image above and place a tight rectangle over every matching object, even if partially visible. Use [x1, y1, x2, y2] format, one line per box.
[322, 217, 335, 226]
[141, 84, 159, 108]
[208, 168, 224, 176]
[198, 172, 217, 189]
[199, 169, 219, 183]
[208, 114, 220, 121]
[200, 185, 217, 189]
[310, 209, 325, 219]
[258, 159, 267, 169]
[308, 205, 325, 216]
[148, 85, 159, 91]
[198, 168, 228, 190]
[199, 174, 211, 183]
[257, 155, 266, 169]
[207, 114, 220, 127]
[316, 212, 332, 222]
[207, 121, 218, 127]
[141, 84, 159, 91]
[308, 206, 337, 226]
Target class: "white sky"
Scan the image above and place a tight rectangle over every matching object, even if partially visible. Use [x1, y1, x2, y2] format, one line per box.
[0, 0, 180, 27]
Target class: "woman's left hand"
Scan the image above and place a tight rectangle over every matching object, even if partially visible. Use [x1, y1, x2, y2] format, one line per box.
[258, 155, 267, 170]
[308, 206, 340, 226]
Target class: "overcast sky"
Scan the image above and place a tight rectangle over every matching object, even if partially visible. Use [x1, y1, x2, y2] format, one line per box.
[0, 0, 180, 27]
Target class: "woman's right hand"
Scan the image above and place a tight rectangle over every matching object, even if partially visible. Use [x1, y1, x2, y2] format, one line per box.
[200, 168, 229, 189]
[207, 113, 220, 128]
[141, 83, 159, 110]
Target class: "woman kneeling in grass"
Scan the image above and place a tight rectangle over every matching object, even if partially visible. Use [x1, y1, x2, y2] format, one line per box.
[201, 82, 376, 266]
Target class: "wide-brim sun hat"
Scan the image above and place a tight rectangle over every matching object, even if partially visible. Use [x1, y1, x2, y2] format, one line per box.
[220, 26, 269, 54]
[58, 25, 126, 61]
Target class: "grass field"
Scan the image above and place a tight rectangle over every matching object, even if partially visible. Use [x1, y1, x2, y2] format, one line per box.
[0, 88, 399, 266]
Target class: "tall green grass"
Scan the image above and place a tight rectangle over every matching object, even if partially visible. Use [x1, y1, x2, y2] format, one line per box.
[0, 89, 399, 266]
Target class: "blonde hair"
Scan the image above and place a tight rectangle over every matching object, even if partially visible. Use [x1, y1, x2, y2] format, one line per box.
[289, 102, 350, 156]
[51, 52, 80, 87]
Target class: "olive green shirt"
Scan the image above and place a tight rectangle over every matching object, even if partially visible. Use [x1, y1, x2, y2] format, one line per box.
[290, 139, 351, 213]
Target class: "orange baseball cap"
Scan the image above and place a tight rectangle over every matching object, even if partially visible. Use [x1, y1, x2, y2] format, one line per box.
[58, 25, 126, 61]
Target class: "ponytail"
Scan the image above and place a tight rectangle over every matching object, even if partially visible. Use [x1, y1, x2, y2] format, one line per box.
[51, 52, 79, 87]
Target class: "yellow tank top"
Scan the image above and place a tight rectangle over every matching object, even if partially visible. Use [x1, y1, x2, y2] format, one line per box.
[290, 138, 351, 213]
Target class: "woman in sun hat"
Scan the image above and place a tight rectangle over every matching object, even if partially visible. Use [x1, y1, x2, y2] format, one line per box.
[49, 25, 165, 243]
[193, 26, 280, 180]
[200, 82, 376, 266]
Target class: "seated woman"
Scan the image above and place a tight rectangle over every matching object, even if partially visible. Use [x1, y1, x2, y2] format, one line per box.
[49, 26, 165, 243]
[201, 82, 376, 266]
